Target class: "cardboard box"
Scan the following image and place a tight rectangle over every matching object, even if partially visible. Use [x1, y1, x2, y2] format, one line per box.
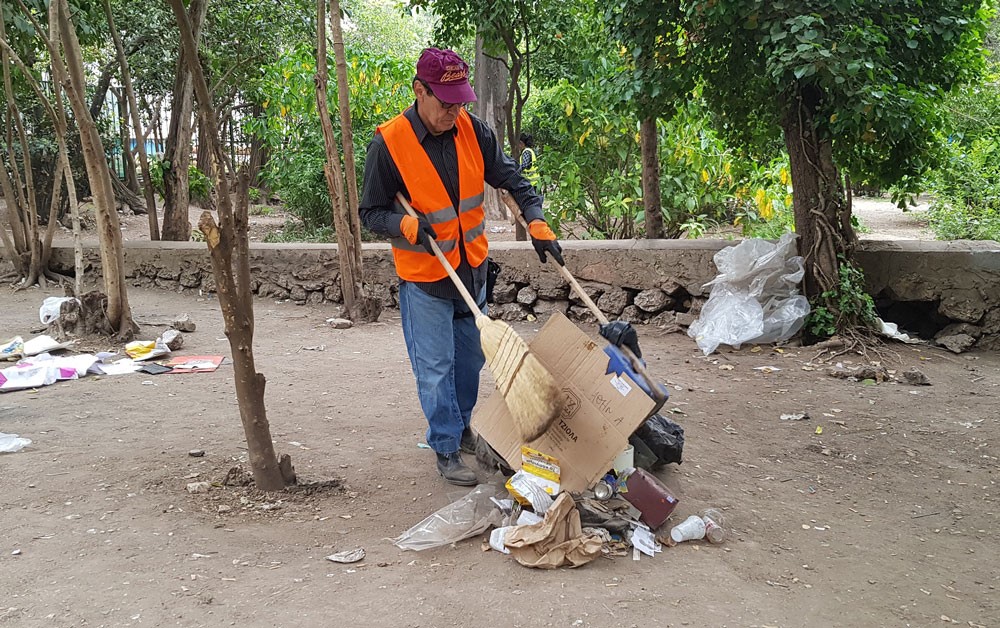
[472, 312, 658, 492]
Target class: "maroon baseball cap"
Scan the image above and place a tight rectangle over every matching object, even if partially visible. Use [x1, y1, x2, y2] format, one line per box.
[416, 47, 477, 104]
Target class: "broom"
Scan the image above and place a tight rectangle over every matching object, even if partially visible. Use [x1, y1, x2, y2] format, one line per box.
[395, 192, 563, 442]
[500, 191, 668, 406]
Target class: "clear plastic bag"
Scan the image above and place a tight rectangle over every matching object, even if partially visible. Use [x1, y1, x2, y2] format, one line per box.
[688, 233, 810, 355]
[392, 483, 505, 551]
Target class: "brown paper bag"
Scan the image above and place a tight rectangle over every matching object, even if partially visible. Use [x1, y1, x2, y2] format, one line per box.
[504, 493, 603, 569]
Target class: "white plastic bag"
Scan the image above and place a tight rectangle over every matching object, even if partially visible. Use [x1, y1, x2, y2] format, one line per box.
[688, 233, 810, 355]
[0, 432, 32, 453]
[39, 297, 78, 325]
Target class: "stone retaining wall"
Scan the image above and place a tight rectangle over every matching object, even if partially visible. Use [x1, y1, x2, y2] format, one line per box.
[48, 238, 1000, 351]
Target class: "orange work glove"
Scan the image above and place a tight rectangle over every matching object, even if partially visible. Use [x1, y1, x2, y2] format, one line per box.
[400, 214, 438, 254]
[528, 220, 564, 265]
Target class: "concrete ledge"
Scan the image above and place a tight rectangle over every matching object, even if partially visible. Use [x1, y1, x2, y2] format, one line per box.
[47, 238, 1000, 349]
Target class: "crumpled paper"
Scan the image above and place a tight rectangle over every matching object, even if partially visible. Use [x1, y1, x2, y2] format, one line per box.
[503, 493, 603, 569]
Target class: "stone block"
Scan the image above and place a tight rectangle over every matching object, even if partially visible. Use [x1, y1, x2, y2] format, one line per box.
[937, 333, 977, 354]
[935, 323, 982, 340]
[634, 288, 673, 313]
[494, 281, 518, 305]
[532, 299, 568, 321]
[179, 270, 202, 288]
[620, 305, 646, 323]
[597, 289, 629, 316]
[567, 305, 598, 324]
[517, 286, 538, 306]
[493, 302, 529, 322]
[258, 281, 290, 300]
[938, 292, 987, 323]
[323, 283, 343, 303]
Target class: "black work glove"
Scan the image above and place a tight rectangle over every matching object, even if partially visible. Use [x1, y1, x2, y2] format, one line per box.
[528, 220, 565, 266]
[400, 214, 438, 254]
[600, 320, 642, 358]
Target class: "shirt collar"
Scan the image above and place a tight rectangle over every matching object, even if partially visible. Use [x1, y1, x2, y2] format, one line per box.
[406, 101, 459, 142]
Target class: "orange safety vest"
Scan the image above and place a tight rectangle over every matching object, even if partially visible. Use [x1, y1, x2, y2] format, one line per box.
[378, 108, 487, 283]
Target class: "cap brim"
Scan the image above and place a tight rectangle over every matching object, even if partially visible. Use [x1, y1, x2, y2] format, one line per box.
[427, 81, 477, 104]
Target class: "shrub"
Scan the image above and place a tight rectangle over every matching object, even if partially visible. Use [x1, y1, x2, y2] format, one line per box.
[926, 138, 1000, 241]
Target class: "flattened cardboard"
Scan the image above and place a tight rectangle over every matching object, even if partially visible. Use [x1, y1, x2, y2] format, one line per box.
[472, 312, 656, 492]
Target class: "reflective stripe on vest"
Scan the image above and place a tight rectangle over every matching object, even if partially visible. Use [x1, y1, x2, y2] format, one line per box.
[522, 147, 539, 185]
[379, 109, 487, 282]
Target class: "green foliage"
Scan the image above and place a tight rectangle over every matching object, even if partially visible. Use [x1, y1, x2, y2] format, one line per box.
[263, 219, 335, 243]
[341, 0, 434, 58]
[805, 258, 879, 339]
[147, 157, 211, 203]
[528, 82, 797, 239]
[926, 138, 1000, 240]
[527, 79, 643, 238]
[923, 16, 1000, 240]
[245, 42, 413, 230]
[248, 203, 274, 216]
[604, 0, 694, 119]
[686, 1, 994, 193]
[729, 156, 796, 239]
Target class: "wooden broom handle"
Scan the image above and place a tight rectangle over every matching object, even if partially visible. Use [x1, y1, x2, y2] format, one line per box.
[500, 191, 667, 406]
[500, 190, 608, 324]
[395, 192, 483, 316]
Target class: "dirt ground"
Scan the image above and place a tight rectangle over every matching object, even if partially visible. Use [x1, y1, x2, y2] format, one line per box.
[2, 269, 998, 627]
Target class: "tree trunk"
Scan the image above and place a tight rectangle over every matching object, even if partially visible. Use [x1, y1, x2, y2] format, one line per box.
[246, 103, 268, 192]
[103, 0, 160, 240]
[781, 85, 856, 302]
[55, 0, 136, 338]
[314, 0, 380, 322]
[0, 12, 81, 287]
[640, 116, 664, 239]
[117, 91, 139, 193]
[502, 48, 528, 241]
[0, 16, 41, 286]
[161, 0, 207, 241]
[474, 34, 510, 221]
[328, 0, 380, 322]
[88, 62, 115, 122]
[167, 0, 290, 492]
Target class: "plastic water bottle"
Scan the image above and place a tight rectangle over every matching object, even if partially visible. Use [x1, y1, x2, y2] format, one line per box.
[700, 508, 727, 544]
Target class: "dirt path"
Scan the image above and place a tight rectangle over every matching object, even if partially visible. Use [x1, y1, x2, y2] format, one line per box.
[1, 283, 997, 627]
[18, 193, 934, 245]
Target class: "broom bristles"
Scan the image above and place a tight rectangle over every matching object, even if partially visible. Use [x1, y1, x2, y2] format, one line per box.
[478, 317, 563, 442]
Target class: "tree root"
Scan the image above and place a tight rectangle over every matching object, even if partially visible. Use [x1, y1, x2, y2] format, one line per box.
[43, 270, 74, 287]
[811, 327, 901, 364]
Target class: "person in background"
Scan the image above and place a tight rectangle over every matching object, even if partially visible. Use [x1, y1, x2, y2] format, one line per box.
[358, 47, 564, 486]
[518, 132, 539, 187]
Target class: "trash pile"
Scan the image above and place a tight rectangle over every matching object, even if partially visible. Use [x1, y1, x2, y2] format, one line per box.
[1, 298, 221, 395]
[393, 425, 726, 568]
[391, 311, 723, 570]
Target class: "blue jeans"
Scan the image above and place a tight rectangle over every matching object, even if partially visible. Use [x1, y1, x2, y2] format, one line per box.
[399, 281, 487, 455]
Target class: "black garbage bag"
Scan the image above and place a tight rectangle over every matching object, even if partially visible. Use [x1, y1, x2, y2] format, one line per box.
[630, 413, 685, 468]
[486, 258, 501, 304]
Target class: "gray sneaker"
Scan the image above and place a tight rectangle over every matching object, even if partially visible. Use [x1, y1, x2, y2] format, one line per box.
[435, 452, 478, 486]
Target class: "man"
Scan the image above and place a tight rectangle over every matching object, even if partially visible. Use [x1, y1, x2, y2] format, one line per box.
[517, 133, 539, 187]
[359, 47, 564, 486]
